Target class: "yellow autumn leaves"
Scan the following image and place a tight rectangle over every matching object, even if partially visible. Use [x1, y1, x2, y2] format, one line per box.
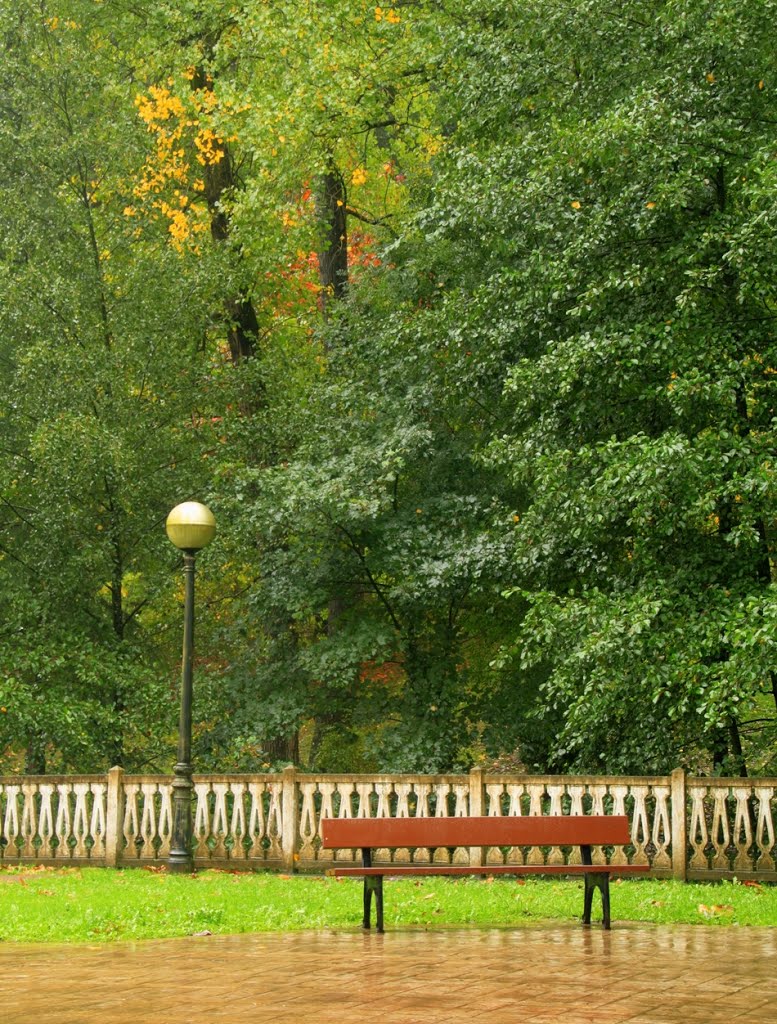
[45, 16, 79, 31]
[130, 83, 223, 248]
[374, 7, 401, 23]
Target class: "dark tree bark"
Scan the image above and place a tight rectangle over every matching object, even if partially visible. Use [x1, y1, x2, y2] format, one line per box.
[191, 66, 257, 365]
[266, 733, 299, 765]
[25, 729, 46, 775]
[315, 165, 348, 320]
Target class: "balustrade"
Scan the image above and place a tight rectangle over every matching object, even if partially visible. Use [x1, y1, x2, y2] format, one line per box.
[0, 770, 774, 880]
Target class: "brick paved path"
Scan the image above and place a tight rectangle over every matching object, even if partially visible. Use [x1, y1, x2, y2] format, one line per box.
[1, 925, 774, 1024]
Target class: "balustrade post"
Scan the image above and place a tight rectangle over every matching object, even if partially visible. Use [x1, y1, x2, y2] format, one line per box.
[671, 767, 687, 881]
[281, 766, 299, 872]
[105, 765, 125, 868]
[469, 767, 485, 868]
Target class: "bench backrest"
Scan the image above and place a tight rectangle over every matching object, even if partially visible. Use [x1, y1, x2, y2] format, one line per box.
[321, 815, 631, 850]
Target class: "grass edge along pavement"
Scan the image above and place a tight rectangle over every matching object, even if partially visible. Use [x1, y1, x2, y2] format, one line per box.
[0, 867, 775, 943]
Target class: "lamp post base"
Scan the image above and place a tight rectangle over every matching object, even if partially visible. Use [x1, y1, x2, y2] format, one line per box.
[168, 763, 194, 874]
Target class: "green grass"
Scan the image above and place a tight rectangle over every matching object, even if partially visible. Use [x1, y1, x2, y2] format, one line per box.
[0, 867, 775, 943]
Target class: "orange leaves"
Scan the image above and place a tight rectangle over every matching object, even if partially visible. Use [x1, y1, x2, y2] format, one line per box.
[132, 86, 191, 204]
[375, 6, 401, 23]
[697, 903, 733, 917]
[135, 85, 185, 126]
[159, 201, 191, 243]
[359, 660, 404, 686]
[131, 77, 230, 250]
[351, 166, 368, 186]
[193, 128, 225, 166]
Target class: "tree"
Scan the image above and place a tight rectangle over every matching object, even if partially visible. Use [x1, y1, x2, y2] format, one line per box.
[166, 0, 461, 769]
[417, 0, 777, 773]
[0, 2, 217, 770]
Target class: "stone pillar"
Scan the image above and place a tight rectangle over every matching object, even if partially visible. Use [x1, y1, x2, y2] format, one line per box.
[469, 767, 485, 868]
[105, 765, 125, 868]
[671, 767, 687, 881]
[281, 766, 299, 872]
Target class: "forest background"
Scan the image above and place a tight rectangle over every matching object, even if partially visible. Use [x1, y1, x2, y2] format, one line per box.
[0, 0, 775, 780]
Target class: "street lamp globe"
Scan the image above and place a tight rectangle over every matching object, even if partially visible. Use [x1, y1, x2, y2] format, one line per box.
[166, 501, 217, 552]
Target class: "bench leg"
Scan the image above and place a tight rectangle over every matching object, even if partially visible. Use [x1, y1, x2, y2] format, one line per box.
[601, 876, 611, 931]
[583, 875, 594, 926]
[583, 873, 611, 930]
[363, 876, 384, 931]
[375, 876, 384, 934]
[363, 878, 373, 930]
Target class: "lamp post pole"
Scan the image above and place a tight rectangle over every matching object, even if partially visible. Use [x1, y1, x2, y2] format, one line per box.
[166, 501, 216, 874]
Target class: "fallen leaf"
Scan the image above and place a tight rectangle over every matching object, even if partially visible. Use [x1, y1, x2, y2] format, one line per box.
[698, 903, 733, 917]
[650, 900, 664, 907]
[742, 880, 762, 889]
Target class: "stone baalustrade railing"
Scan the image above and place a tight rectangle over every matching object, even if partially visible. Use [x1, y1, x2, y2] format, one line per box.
[0, 768, 775, 880]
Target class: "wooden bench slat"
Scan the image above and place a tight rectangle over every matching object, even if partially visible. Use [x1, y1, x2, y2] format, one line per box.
[321, 814, 632, 849]
[332, 864, 649, 876]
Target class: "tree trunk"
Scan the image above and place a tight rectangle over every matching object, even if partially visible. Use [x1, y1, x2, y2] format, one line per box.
[728, 718, 747, 777]
[266, 733, 299, 766]
[315, 165, 348, 320]
[25, 729, 46, 775]
[191, 66, 258, 366]
[310, 160, 353, 755]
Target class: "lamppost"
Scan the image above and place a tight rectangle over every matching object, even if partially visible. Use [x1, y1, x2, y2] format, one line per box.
[166, 500, 216, 873]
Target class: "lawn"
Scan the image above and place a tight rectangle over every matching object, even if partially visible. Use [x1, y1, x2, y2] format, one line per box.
[0, 867, 774, 943]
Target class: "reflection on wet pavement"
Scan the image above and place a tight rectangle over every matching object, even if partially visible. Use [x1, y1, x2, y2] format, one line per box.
[0, 924, 775, 1024]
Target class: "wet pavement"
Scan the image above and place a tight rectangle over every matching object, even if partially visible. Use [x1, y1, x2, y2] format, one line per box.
[1, 924, 775, 1024]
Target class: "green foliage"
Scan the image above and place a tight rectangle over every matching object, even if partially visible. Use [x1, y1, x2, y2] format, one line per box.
[0, 1, 217, 770]
[400, 0, 777, 772]
[1, 0, 776, 775]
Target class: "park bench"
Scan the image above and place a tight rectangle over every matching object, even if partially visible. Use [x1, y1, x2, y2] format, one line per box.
[321, 815, 649, 931]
